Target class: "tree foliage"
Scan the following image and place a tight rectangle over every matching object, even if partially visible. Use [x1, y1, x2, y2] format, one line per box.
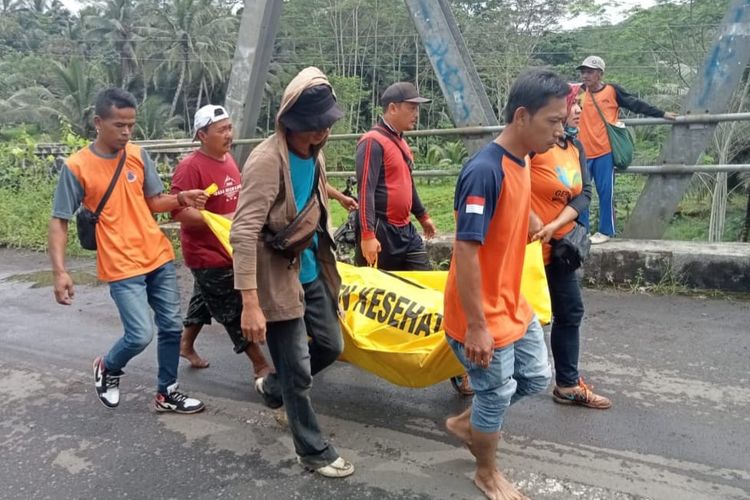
[0, 0, 734, 148]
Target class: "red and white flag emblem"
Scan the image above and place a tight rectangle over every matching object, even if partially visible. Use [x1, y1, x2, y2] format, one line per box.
[465, 195, 485, 214]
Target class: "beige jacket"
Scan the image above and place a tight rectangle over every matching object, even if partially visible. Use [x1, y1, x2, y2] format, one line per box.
[231, 67, 341, 322]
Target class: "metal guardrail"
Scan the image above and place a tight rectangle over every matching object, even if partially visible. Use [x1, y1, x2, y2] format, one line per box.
[626, 164, 750, 174]
[32, 112, 750, 176]
[138, 112, 750, 152]
[325, 164, 750, 177]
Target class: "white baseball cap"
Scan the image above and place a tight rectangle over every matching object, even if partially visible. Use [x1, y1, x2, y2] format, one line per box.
[577, 55, 606, 72]
[193, 104, 230, 138]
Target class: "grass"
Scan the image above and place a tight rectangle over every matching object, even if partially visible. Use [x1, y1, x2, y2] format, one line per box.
[327, 177, 459, 232]
[0, 175, 181, 259]
[0, 176, 89, 256]
[585, 265, 750, 301]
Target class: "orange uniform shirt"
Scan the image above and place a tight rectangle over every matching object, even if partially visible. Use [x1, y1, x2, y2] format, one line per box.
[52, 143, 174, 282]
[444, 143, 533, 349]
[578, 84, 619, 159]
[530, 140, 585, 265]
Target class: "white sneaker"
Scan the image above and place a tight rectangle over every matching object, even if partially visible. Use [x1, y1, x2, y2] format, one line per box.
[154, 383, 205, 414]
[589, 232, 611, 245]
[298, 456, 355, 478]
[93, 356, 120, 408]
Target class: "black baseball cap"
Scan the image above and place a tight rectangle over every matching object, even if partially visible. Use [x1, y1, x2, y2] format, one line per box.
[280, 84, 344, 132]
[381, 82, 431, 108]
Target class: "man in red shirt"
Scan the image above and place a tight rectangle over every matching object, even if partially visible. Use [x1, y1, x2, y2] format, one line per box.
[355, 82, 437, 270]
[171, 105, 272, 379]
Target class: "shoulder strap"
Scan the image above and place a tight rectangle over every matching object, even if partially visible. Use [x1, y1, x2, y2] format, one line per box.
[94, 150, 127, 216]
[311, 157, 321, 201]
[372, 126, 413, 168]
[294, 156, 321, 215]
[588, 87, 609, 127]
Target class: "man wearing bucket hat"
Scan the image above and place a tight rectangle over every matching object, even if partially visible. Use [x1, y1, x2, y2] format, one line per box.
[577, 55, 678, 244]
[230, 67, 354, 478]
[354, 81, 437, 270]
[170, 104, 273, 380]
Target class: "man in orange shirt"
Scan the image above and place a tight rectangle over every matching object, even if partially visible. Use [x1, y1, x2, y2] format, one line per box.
[443, 69, 565, 500]
[577, 55, 677, 244]
[49, 88, 207, 414]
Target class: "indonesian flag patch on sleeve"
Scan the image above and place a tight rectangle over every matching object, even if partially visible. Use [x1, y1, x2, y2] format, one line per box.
[465, 195, 485, 214]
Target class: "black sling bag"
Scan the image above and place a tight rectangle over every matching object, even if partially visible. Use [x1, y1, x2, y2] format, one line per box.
[76, 150, 127, 250]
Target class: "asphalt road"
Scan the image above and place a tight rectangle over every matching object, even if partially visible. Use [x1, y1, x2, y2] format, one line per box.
[1, 248, 748, 500]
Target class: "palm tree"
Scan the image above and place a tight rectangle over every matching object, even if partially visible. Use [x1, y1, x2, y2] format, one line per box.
[84, 0, 141, 87]
[142, 0, 237, 127]
[20, 0, 47, 13]
[0, 57, 98, 137]
[1, 0, 23, 12]
[135, 95, 183, 139]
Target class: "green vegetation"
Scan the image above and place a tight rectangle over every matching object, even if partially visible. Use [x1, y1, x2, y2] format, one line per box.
[0, 153, 85, 254]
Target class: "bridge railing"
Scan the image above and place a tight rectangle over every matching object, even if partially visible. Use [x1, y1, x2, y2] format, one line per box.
[32, 111, 750, 177]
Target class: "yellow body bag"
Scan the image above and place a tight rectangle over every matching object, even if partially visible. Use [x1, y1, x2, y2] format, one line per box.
[199, 211, 551, 388]
[335, 241, 550, 388]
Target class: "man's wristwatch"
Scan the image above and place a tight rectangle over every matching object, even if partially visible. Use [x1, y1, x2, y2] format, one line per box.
[177, 191, 187, 207]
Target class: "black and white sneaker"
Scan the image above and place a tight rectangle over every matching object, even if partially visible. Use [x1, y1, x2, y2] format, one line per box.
[154, 383, 205, 414]
[254, 376, 283, 409]
[93, 356, 120, 408]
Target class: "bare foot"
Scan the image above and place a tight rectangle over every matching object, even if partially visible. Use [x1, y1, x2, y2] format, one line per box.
[493, 470, 527, 500]
[474, 470, 499, 500]
[180, 349, 209, 369]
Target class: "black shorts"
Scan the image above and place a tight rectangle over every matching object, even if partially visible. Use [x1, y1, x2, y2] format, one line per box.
[183, 266, 250, 354]
[354, 219, 431, 271]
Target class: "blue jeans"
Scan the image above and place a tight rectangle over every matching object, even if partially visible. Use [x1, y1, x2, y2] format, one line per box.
[447, 317, 551, 433]
[261, 277, 344, 468]
[579, 152, 616, 236]
[545, 263, 584, 387]
[104, 261, 183, 394]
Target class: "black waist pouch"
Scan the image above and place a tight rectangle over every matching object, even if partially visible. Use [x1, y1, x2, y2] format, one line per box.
[76, 209, 99, 250]
[264, 195, 321, 260]
[551, 222, 591, 273]
[75, 150, 127, 251]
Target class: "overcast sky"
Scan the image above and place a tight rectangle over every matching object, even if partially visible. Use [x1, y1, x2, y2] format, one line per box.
[569, 0, 659, 27]
[59, 0, 660, 28]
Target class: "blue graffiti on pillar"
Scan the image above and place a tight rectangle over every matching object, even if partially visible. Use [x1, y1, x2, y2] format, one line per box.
[417, 0, 471, 122]
[697, 3, 750, 107]
[424, 39, 471, 122]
